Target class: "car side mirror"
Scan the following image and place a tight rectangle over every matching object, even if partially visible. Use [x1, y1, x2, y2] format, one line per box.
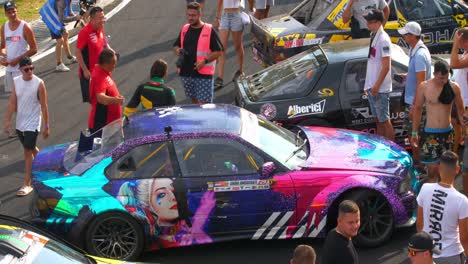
[118, 157, 136, 171]
[261, 162, 276, 177]
[416, 0, 423, 7]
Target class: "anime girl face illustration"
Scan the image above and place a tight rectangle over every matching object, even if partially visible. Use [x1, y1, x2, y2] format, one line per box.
[149, 178, 179, 226]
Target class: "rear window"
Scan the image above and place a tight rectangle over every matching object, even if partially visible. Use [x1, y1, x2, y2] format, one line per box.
[245, 46, 327, 102]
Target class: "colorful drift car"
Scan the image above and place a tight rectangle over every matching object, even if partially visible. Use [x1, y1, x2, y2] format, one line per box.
[235, 39, 437, 149]
[0, 214, 139, 263]
[31, 104, 418, 260]
[251, 0, 468, 65]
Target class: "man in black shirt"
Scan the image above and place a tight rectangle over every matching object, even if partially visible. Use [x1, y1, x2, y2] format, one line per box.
[173, 2, 223, 104]
[123, 59, 176, 116]
[322, 200, 360, 264]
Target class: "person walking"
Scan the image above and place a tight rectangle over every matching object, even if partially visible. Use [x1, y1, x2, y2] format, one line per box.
[173, 2, 223, 104]
[342, 0, 389, 39]
[451, 27, 468, 198]
[248, 0, 274, 20]
[215, 0, 250, 90]
[397, 21, 431, 168]
[290, 244, 316, 264]
[412, 61, 464, 183]
[416, 151, 468, 263]
[0, 1, 37, 93]
[4, 57, 49, 196]
[123, 59, 176, 116]
[88, 49, 123, 134]
[321, 200, 360, 264]
[76, 6, 110, 103]
[408, 232, 442, 264]
[363, 9, 394, 141]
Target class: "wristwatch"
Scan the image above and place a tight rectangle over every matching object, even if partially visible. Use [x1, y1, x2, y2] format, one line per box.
[204, 58, 209, 64]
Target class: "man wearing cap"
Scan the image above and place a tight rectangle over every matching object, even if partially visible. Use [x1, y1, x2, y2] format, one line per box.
[397, 21, 431, 168]
[0, 1, 37, 94]
[416, 151, 468, 263]
[342, 0, 389, 39]
[363, 9, 394, 141]
[408, 232, 441, 264]
[4, 57, 49, 197]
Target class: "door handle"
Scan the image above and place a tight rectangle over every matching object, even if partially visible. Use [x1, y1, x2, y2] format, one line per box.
[216, 200, 238, 208]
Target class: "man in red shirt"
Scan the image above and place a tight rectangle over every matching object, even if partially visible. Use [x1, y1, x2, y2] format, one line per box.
[76, 6, 109, 103]
[88, 48, 123, 134]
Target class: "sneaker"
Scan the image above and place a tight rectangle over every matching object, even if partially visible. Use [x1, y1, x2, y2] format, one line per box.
[56, 63, 70, 72]
[232, 70, 245, 81]
[214, 77, 224, 91]
[67, 56, 78, 64]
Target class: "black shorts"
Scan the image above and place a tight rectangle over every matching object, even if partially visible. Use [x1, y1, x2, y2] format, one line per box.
[16, 130, 38, 150]
[50, 27, 66, 40]
[80, 77, 90, 103]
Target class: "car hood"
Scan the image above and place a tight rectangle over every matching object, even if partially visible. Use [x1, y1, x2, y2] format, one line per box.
[299, 126, 412, 176]
[32, 142, 72, 173]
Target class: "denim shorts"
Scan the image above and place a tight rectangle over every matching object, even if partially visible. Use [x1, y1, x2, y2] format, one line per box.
[180, 76, 214, 103]
[368, 92, 390, 122]
[219, 11, 244, 32]
[255, 0, 274, 9]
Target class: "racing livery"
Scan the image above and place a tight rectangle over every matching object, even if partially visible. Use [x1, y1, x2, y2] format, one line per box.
[235, 39, 438, 149]
[252, 0, 468, 65]
[31, 105, 418, 260]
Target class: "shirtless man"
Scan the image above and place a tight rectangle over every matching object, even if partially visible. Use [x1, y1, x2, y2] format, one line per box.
[411, 60, 464, 182]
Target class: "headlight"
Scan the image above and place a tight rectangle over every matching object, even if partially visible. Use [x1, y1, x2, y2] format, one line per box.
[398, 170, 412, 194]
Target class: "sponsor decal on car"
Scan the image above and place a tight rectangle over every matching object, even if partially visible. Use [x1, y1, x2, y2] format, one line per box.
[260, 103, 277, 120]
[318, 88, 334, 97]
[287, 100, 326, 118]
[207, 179, 270, 192]
[284, 37, 324, 48]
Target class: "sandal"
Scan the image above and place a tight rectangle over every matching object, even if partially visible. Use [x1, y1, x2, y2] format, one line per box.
[214, 77, 224, 91]
[16, 186, 33, 196]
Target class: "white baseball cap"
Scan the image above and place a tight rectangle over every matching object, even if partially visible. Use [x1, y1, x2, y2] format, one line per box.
[398, 21, 422, 36]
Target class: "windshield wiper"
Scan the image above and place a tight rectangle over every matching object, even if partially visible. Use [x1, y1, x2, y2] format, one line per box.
[285, 139, 308, 163]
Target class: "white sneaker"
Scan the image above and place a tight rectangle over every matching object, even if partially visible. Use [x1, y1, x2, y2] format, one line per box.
[56, 63, 70, 72]
[68, 56, 77, 64]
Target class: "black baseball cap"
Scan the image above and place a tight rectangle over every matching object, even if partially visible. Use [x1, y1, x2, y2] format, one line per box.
[19, 57, 32, 68]
[408, 232, 441, 255]
[4, 1, 17, 11]
[364, 8, 384, 23]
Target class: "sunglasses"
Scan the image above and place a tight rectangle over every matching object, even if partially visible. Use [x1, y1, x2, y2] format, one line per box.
[408, 248, 426, 256]
[22, 66, 34, 72]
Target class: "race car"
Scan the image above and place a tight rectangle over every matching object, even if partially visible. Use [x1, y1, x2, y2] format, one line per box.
[31, 104, 418, 260]
[0, 214, 138, 263]
[235, 39, 425, 149]
[252, 0, 468, 65]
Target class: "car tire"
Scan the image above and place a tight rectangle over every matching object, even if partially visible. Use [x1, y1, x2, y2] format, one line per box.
[85, 212, 144, 261]
[345, 190, 394, 247]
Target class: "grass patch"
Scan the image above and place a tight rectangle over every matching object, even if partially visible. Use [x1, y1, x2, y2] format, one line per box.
[0, 0, 47, 25]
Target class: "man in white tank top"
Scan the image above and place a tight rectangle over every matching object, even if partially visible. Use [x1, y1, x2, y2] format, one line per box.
[0, 1, 37, 93]
[451, 27, 468, 198]
[4, 57, 49, 196]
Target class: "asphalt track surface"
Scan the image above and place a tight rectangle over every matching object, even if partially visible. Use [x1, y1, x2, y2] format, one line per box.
[0, 1, 417, 263]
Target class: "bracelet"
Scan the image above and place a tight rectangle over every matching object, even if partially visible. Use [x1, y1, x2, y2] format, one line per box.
[411, 131, 418, 136]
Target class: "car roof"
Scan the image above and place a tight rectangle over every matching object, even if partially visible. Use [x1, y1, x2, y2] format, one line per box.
[124, 104, 243, 140]
[320, 38, 372, 64]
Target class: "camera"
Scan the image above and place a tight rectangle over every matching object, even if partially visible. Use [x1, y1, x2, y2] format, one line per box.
[176, 48, 188, 68]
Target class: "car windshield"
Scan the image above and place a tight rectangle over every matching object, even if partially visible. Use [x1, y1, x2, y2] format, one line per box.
[290, 0, 338, 25]
[64, 118, 125, 175]
[239, 109, 308, 170]
[0, 228, 91, 264]
[245, 45, 327, 102]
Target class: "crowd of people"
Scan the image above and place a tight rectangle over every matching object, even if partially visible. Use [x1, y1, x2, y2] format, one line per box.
[0, 0, 467, 263]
